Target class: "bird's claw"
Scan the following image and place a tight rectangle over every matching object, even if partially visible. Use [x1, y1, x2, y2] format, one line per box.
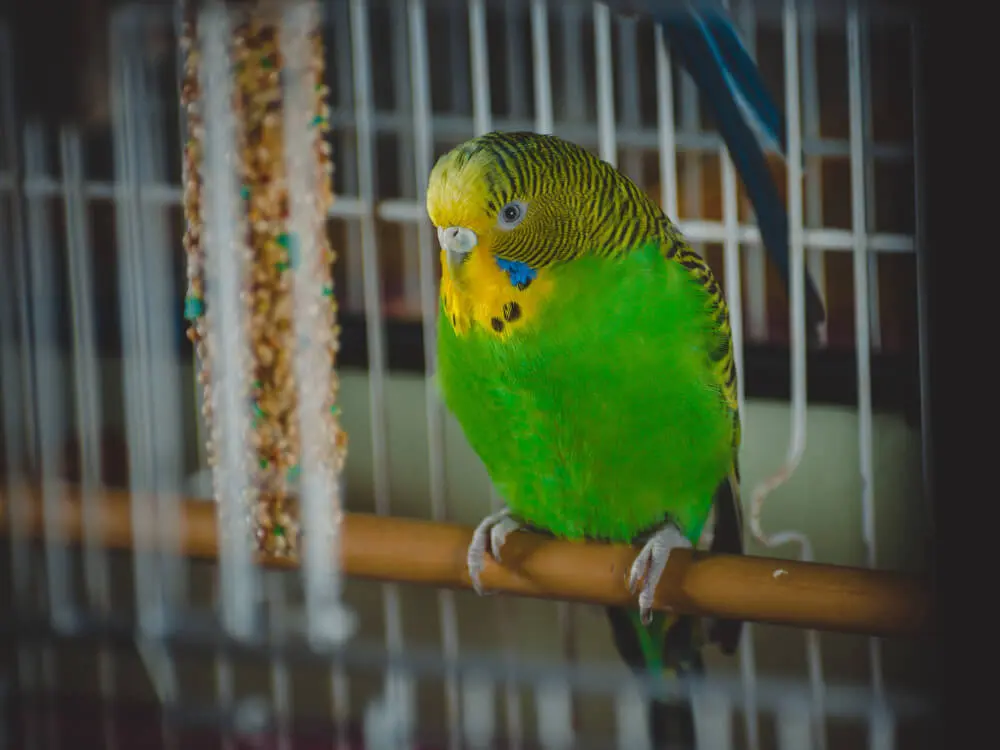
[467, 508, 522, 595]
[627, 522, 692, 625]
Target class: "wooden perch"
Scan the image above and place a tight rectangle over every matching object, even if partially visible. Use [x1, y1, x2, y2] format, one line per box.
[0, 484, 931, 638]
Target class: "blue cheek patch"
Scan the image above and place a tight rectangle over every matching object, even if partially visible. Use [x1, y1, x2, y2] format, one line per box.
[495, 257, 538, 289]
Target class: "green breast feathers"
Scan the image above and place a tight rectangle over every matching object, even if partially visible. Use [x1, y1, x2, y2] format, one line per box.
[436, 243, 734, 544]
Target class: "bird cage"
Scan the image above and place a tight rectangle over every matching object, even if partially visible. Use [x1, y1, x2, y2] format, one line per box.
[0, 1, 935, 749]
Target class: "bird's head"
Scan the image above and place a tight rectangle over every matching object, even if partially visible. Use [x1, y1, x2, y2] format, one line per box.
[426, 131, 618, 283]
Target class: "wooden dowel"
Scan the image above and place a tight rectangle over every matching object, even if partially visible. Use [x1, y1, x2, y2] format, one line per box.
[0, 484, 931, 638]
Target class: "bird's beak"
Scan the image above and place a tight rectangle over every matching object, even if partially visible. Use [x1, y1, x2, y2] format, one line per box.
[438, 226, 478, 271]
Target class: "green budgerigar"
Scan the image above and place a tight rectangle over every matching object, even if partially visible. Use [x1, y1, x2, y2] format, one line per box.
[427, 131, 744, 746]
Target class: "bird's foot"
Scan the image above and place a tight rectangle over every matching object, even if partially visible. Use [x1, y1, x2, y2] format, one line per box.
[467, 508, 523, 595]
[628, 521, 692, 625]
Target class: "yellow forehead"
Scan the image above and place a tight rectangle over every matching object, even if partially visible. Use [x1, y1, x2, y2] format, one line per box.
[426, 148, 497, 236]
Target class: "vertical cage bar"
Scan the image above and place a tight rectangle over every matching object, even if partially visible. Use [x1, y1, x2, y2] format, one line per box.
[0, 41, 37, 464]
[462, 671, 496, 750]
[330, 0, 365, 313]
[407, 3, 462, 749]
[11, 657, 38, 750]
[0, 23, 34, 620]
[859, 10, 882, 352]
[717, 50, 747, 750]
[58, 126, 118, 748]
[718, 137, 747, 750]
[391, 0, 421, 314]
[22, 123, 75, 629]
[679, 45, 702, 258]
[469, 0, 493, 136]
[535, 681, 575, 750]
[654, 25, 678, 220]
[784, 5, 829, 747]
[806, 628, 828, 746]
[748, 3, 827, 747]
[868, 705, 895, 750]
[593, 2, 615, 166]
[846, 0, 884, 704]
[280, 0, 354, 647]
[722, 142, 745, 414]
[349, 0, 410, 730]
[692, 688, 734, 750]
[727, 6, 762, 739]
[531, 0, 553, 134]
[800, 0, 828, 345]
[735, 0, 768, 341]
[137, 7, 190, 619]
[449, 1, 471, 117]
[349, 0, 395, 611]
[0, 23, 40, 750]
[614, 684, 652, 750]
[738, 623, 761, 750]
[560, 1, 586, 123]
[775, 698, 813, 750]
[133, 636, 179, 750]
[265, 573, 292, 750]
[0, 675, 7, 750]
[214, 650, 236, 750]
[616, 15, 643, 183]
[110, 8, 175, 640]
[197, 0, 261, 639]
[331, 651, 351, 750]
[320, 3, 357, 734]
[39, 647, 59, 750]
[910, 21, 932, 529]
[505, 0, 529, 120]
[364, 677, 416, 748]
[778, 0, 808, 544]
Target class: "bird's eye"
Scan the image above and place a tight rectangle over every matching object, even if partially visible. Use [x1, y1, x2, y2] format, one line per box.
[497, 200, 527, 229]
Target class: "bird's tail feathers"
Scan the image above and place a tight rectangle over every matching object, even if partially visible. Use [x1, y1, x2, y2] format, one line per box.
[606, 606, 705, 749]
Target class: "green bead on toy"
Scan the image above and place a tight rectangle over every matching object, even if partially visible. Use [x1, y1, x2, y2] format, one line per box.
[184, 295, 204, 320]
[276, 232, 301, 269]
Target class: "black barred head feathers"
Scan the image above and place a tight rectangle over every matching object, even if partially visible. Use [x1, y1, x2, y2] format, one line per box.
[426, 131, 668, 273]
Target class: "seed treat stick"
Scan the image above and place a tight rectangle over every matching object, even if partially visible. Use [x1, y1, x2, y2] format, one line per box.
[179, 0, 346, 566]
